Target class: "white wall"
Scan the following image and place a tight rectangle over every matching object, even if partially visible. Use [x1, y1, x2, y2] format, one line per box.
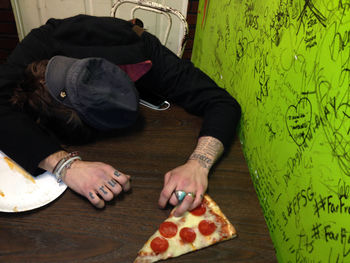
[10, 0, 188, 55]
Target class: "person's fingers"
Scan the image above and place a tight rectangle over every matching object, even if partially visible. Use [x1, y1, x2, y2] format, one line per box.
[164, 172, 171, 186]
[169, 192, 178, 206]
[189, 191, 204, 211]
[111, 169, 131, 192]
[106, 178, 123, 195]
[87, 190, 105, 208]
[174, 194, 195, 217]
[159, 175, 177, 208]
[97, 185, 114, 201]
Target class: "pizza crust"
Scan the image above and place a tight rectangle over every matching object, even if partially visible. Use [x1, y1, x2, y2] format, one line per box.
[204, 194, 236, 239]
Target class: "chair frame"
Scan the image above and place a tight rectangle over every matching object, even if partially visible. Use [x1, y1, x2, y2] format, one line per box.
[110, 0, 189, 57]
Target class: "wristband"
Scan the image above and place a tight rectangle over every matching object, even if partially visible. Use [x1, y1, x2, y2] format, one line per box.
[53, 152, 82, 183]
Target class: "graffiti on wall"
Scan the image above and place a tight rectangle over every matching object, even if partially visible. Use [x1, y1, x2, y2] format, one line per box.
[192, 0, 350, 262]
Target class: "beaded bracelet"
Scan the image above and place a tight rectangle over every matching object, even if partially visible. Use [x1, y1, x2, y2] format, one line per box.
[53, 152, 82, 183]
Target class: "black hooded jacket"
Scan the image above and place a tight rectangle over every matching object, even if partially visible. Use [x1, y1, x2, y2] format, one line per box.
[0, 15, 241, 175]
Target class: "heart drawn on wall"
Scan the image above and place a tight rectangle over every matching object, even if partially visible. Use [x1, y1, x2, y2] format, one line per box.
[285, 98, 312, 146]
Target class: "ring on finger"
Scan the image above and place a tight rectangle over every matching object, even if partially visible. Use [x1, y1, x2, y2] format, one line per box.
[175, 190, 186, 202]
[187, 192, 196, 199]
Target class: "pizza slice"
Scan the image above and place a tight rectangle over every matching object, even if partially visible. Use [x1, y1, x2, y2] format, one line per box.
[134, 194, 237, 263]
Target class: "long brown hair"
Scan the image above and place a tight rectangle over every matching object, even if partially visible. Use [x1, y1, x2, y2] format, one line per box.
[11, 60, 97, 144]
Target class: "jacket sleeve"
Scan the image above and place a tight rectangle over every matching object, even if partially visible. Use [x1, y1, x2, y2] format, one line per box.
[138, 31, 241, 150]
[0, 15, 147, 175]
[0, 32, 62, 175]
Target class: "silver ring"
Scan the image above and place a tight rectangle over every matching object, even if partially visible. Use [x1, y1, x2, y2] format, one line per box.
[187, 192, 196, 199]
[175, 190, 186, 202]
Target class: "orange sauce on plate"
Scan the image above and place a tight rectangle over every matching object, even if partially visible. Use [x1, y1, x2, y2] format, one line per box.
[3, 157, 36, 184]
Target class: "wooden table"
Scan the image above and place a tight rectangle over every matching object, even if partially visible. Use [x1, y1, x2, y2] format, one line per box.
[0, 105, 276, 263]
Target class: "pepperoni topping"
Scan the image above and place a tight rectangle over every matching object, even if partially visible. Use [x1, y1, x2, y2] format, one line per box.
[198, 220, 216, 236]
[150, 237, 169, 254]
[159, 221, 178, 238]
[180, 227, 196, 243]
[190, 203, 206, 216]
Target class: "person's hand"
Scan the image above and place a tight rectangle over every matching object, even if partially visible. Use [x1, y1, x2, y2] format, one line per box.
[158, 160, 208, 217]
[63, 160, 131, 208]
[158, 136, 224, 217]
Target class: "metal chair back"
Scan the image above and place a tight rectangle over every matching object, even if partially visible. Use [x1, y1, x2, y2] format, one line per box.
[110, 0, 189, 58]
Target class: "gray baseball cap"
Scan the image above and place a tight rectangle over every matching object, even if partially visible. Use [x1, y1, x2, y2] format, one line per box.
[45, 56, 139, 130]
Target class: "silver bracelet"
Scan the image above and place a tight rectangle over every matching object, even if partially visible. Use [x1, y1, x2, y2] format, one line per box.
[53, 152, 82, 183]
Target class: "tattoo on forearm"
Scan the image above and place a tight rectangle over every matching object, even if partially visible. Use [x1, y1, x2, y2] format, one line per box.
[189, 137, 224, 169]
[99, 186, 108, 195]
[89, 192, 95, 199]
[189, 153, 213, 169]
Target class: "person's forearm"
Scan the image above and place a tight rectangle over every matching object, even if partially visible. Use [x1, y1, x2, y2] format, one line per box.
[188, 136, 224, 170]
[38, 150, 69, 172]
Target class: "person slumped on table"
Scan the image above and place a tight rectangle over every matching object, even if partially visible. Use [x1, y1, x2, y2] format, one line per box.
[0, 15, 241, 216]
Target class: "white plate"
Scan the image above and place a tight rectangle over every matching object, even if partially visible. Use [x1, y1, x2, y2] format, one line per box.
[0, 151, 67, 212]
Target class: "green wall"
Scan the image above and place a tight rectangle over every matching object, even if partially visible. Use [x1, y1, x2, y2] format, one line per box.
[192, 0, 350, 262]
